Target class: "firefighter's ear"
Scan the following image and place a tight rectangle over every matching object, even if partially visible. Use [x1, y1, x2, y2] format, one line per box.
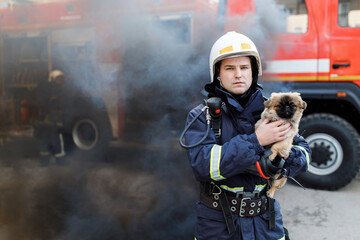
[264, 98, 272, 109]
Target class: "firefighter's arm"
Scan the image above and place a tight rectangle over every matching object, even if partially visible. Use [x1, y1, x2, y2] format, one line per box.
[283, 134, 311, 177]
[185, 106, 264, 182]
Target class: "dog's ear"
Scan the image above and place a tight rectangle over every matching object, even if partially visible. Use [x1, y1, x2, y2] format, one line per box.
[301, 100, 307, 110]
[264, 98, 272, 109]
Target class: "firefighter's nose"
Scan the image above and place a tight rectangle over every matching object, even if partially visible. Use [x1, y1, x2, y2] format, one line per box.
[235, 68, 241, 77]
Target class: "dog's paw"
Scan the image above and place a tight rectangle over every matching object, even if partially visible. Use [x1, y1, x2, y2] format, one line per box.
[268, 152, 277, 161]
[279, 150, 290, 158]
[266, 190, 275, 199]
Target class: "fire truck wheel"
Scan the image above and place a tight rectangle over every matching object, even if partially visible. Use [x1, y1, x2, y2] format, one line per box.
[65, 113, 112, 161]
[296, 113, 360, 190]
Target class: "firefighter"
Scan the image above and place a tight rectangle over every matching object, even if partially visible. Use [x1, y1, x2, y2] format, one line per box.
[184, 32, 311, 239]
[34, 69, 67, 166]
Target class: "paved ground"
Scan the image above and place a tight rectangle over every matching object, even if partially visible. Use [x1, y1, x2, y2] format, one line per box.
[277, 175, 360, 240]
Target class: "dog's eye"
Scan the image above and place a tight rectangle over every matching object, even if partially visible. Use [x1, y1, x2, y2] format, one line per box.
[290, 103, 296, 108]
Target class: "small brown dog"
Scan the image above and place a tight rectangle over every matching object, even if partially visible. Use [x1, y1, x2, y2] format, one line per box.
[255, 92, 307, 198]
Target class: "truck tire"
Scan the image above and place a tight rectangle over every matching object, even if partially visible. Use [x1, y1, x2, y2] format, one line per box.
[64, 112, 112, 161]
[296, 113, 360, 190]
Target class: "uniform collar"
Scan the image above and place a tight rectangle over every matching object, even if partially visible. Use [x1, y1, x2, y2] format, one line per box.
[202, 83, 263, 112]
[215, 87, 262, 112]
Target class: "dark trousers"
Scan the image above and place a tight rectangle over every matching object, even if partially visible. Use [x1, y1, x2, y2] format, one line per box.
[35, 123, 66, 165]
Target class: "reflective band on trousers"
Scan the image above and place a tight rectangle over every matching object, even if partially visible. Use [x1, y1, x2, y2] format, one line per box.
[54, 133, 66, 158]
[294, 145, 310, 167]
[210, 144, 225, 181]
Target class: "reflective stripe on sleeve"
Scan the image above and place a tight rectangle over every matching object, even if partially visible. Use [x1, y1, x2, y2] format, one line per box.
[219, 184, 267, 194]
[254, 184, 267, 192]
[210, 144, 225, 181]
[294, 145, 310, 167]
[220, 185, 244, 193]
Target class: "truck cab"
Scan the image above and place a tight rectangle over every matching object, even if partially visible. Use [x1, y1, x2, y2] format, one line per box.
[245, 0, 360, 190]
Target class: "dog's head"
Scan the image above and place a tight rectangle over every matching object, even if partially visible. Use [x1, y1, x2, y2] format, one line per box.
[264, 92, 307, 121]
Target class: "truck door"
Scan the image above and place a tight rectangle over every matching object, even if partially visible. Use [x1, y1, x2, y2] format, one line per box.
[330, 0, 360, 81]
[262, 0, 320, 84]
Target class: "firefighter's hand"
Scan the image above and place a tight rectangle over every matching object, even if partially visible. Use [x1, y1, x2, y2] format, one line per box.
[255, 119, 291, 146]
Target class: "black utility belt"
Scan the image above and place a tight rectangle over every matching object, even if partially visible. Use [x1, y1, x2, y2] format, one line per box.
[200, 192, 269, 217]
[199, 182, 276, 233]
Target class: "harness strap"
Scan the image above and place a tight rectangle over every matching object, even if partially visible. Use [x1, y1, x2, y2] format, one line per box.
[217, 189, 236, 234]
[211, 116, 222, 138]
[269, 197, 275, 230]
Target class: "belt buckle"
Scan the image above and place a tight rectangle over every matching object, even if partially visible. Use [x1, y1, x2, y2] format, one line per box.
[239, 197, 250, 217]
[210, 182, 222, 196]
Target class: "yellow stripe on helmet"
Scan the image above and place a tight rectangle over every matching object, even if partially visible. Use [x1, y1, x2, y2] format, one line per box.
[241, 43, 251, 49]
[219, 45, 234, 54]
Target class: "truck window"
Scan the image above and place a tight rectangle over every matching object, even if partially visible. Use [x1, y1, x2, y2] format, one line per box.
[3, 36, 49, 87]
[153, 14, 192, 44]
[275, 0, 308, 33]
[338, 0, 360, 27]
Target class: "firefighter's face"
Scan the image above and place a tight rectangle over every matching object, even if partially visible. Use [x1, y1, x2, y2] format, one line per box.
[218, 56, 252, 95]
[55, 76, 64, 85]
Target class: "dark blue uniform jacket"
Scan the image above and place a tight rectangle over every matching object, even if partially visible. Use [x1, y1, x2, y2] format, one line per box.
[185, 86, 311, 240]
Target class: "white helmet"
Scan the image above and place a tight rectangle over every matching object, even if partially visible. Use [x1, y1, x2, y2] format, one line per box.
[209, 31, 262, 82]
[48, 69, 64, 83]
